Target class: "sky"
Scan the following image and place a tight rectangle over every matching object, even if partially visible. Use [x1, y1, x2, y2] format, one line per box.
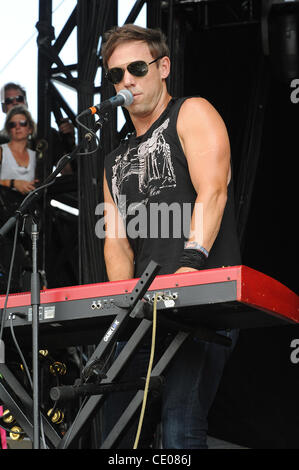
[0, 0, 146, 129]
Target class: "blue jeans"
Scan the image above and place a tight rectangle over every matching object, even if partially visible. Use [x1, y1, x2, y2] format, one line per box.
[102, 328, 238, 449]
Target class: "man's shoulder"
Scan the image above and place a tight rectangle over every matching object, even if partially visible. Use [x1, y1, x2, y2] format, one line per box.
[179, 96, 214, 114]
[178, 97, 225, 133]
[173, 96, 214, 126]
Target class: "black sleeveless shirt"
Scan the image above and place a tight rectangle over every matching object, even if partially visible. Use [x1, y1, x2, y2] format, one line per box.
[105, 98, 241, 277]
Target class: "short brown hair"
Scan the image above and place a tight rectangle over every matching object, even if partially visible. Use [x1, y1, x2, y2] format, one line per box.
[3, 82, 27, 100]
[1, 82, 27, 113]
[101, 24, 170, 69]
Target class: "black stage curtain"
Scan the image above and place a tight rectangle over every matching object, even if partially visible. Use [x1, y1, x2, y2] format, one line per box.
[181, 16, 299, 449]
[208, 74, 299, 450]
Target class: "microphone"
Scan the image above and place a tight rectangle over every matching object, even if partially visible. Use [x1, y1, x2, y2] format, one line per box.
[82, 89, 133, 116]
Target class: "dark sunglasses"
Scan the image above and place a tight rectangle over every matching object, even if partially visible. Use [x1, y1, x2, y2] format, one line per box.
[105, 56, 163, 84]
[8, 120, 28, 129]
[4, 95, 25, 105]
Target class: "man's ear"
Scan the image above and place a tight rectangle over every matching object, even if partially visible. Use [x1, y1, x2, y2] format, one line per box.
[160, 56, 171, 80]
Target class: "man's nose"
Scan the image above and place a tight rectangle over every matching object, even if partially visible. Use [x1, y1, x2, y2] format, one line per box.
[122, 69, 136, 87]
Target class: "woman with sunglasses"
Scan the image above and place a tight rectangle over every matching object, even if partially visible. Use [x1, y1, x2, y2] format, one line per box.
[0, 105, 37, 194]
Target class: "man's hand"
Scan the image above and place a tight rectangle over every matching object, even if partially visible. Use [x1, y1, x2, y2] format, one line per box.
[175, 266, 198, 274]
[59, 119, 75, 136]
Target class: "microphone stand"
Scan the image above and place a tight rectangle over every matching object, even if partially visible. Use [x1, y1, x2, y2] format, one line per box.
[0, 114, 106, 449]
[31, 219, 41, 449]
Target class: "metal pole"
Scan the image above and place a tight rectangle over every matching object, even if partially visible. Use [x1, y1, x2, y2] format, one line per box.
[31, 221, 41, 449]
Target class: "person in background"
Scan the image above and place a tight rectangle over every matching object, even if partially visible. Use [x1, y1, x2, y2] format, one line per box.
[0, 105, 37, 194]
[0, 105, 37, 293]
[0, 82, 75, 173]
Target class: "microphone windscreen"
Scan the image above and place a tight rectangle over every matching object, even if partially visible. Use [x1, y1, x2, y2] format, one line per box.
[118, 89, 134, 106]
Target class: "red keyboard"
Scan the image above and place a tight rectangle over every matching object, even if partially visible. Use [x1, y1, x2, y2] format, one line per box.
[1, 265, 298, 348]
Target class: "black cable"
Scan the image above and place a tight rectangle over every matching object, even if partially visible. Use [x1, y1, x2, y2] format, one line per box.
[18, 174, 57, 212]
[0, 422, 25, 435]
[75, 114, 102, 156]
[9, 316, 33, 389]
[82, 341, 116, 383]
[0, 218, 19, 342]
[3, 288, 57, 447]
[9, 319, 63, 448]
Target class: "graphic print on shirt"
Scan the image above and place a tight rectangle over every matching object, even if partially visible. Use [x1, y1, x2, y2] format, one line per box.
[111, 118, 176, 219]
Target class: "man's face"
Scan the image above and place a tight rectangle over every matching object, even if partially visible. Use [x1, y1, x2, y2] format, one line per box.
[107, 41, 169, 119]
[3, 88, 27, 113]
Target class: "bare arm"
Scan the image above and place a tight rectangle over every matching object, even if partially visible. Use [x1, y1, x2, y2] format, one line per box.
[103, 171, 135, 281]
[1, 179, 37, 193]
[176, 97, 231, 272]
